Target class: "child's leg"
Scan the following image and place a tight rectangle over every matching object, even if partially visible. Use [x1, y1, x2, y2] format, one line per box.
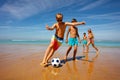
[83, 45, 85, 52]
[41, 43, 53, 64]
[86, 41, 90, 52]
[73, 45, 77, 60]
[45, 48, 55, 63]
[91, 43, 98, 52]
[64, 46, 72, 61]
[85, 44, 87, 52]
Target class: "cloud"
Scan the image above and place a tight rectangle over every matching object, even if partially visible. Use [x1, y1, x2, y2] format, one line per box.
[1, 0, 47, 19]
[81, 21, 120, 41]
[0, 25, 11, 29]
[0, 23, 47, 33]
[79, 0, 109, 11]
[85, 12, 120, 20]
[88, 21, 120, 31]
[78, 21, 120, 32]
[0, 0, 80, 20]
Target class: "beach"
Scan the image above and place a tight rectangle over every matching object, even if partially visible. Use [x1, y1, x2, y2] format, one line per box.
[0, 44, 120, 80]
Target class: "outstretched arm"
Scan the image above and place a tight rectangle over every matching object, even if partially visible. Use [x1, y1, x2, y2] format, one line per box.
[66, 28, 70, 43]
[46, 24, 56, 30]
[65, 21, 85, 26]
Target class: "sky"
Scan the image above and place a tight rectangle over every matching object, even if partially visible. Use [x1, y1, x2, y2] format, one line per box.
[0, 0, 120, 41]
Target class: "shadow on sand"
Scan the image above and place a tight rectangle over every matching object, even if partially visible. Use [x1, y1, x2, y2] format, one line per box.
[61, 56, 86, 64]
[45, 56, 85, 68]
[45, 54, 98, 68]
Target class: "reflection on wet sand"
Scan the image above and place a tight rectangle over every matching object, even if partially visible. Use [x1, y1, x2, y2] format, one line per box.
[82, 52, 98, 80]
[40, 53, 98, 80]
[41, 60, 81, 80]
[41, 66, 61, 80]
[65, 61, 81, 80]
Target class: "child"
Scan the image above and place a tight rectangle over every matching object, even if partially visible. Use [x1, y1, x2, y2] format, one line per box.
[64, 18, 81, 61]
[82, 32, 87, 52]
[86, 29, 98, 53]
[40, 13, 85, 66]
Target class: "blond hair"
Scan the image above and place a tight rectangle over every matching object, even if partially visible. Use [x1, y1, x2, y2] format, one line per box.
[56, 13, 63, 19]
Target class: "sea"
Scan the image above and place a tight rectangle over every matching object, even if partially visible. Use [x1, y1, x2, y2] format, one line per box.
[0, 39, 120, 47]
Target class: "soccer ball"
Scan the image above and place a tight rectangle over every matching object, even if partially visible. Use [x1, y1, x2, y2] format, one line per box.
[51, 58, 61, 67]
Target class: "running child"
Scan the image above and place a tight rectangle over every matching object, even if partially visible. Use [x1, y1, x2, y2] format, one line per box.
[64, 18, 81, 61]
[82, 32, 87, 52]
[86, 29, 98, 53]
[40, 13, 85, 66]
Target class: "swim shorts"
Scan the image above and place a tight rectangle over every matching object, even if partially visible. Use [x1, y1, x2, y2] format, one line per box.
[51, 34, 63, 51]
[68, 37, 78, 46]
[82, 40, 87, 45]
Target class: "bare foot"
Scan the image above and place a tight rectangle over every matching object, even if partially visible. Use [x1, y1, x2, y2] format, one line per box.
[73, 58, 79, 61]
[96, 50, 99, 55]
[40, 62, 45, 66]
[84, 50, 89, 53]
[74, 59, 79, 61]
[40, 62, 48, 67]
[63, 57, 67, 62]
[63, 59, 67, 63]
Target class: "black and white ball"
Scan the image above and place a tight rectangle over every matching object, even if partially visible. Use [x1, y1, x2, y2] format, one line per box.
[51, 58, 61, 67]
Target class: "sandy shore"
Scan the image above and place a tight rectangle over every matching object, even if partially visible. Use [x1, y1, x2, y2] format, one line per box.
[0, 44, 120, 80]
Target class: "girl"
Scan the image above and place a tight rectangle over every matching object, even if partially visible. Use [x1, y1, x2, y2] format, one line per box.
[86, 29, 98, 53]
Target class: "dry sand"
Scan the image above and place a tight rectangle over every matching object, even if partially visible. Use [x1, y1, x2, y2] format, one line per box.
[0, 44, 120, 80]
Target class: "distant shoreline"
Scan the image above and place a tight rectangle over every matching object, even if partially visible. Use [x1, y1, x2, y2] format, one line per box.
[0, 39, 120, 48]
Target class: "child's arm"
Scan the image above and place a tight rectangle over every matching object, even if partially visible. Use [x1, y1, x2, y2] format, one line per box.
[77, 35, 81, 43]
[65, 21, 85, 26]
[76, 29, 81, 43]
[66, 28, 70, 43]
[46, 24, 56, 30]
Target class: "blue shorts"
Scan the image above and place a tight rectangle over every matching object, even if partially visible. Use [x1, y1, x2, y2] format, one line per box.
[82, 40, 87, 45]
[68, 38, 78, 46]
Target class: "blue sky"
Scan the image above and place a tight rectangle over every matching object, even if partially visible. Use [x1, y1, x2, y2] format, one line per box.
[0, 0, 120, 41]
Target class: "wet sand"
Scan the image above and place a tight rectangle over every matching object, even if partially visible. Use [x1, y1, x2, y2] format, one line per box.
[0, 44, 120, 80]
